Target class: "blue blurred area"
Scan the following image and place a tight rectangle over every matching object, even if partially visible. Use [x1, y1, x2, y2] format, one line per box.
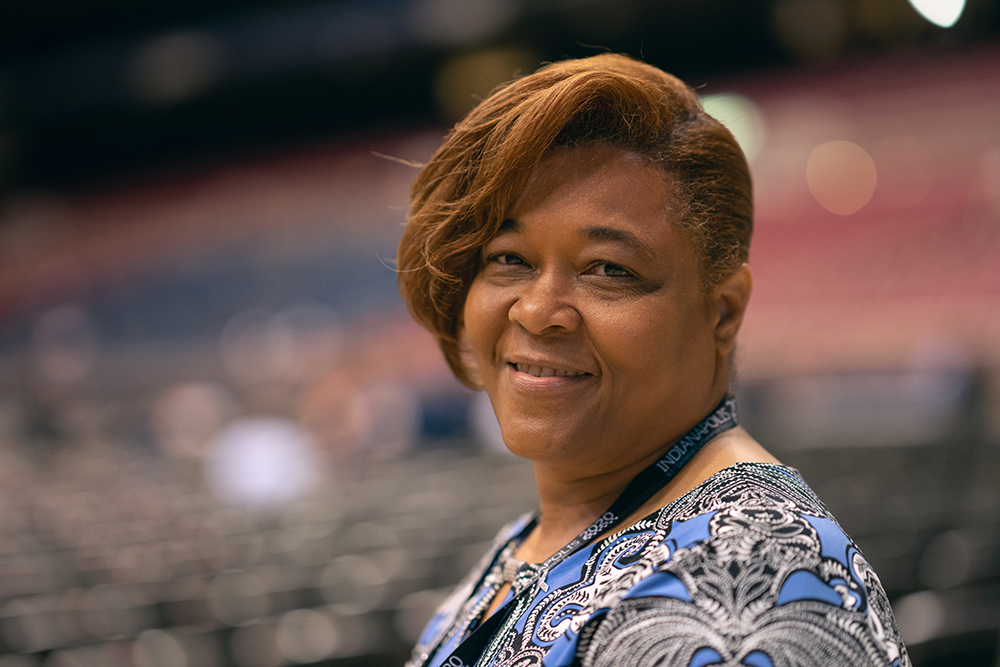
[84, 241, 400, 344]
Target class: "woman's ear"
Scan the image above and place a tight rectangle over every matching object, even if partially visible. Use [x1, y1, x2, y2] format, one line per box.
[712, 263, 753, 356]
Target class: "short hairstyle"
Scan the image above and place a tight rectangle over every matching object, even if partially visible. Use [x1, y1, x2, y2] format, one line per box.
[397, 53, 752, 387]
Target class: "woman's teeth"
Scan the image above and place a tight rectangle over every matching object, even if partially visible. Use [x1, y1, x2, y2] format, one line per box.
[515, 363, 586, 378]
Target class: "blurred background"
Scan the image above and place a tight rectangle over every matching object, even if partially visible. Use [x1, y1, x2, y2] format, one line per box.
[1, 0, 999, 665]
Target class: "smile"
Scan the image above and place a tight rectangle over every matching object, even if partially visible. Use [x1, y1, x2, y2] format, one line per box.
[512, 363, 588, 378]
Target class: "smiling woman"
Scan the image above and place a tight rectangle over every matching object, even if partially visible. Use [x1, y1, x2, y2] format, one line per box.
[465, 145, 732, 475]
[397, 54, 909, 667]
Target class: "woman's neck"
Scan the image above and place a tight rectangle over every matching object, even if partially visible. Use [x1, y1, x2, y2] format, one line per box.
[515, 453, 660, 563]
[514, 425, 780, 565]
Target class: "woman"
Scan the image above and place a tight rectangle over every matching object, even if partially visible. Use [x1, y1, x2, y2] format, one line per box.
[397, 54, 908, 667]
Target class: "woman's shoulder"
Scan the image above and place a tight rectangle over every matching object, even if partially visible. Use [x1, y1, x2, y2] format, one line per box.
[660, 460, 830, 521]
[602, 461, 837, 559]
[577, 462, 910, 667]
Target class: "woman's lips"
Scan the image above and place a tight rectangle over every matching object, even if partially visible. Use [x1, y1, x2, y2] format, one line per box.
[511, 362, 588, 378]
[502, 362, 594, 397]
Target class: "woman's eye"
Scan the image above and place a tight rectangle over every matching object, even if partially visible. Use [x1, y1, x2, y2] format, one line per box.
[489, 253, 526, 266]
[591, 262, 632, 277]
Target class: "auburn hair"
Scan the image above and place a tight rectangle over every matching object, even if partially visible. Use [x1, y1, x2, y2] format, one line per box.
[397, 53, 752, 386]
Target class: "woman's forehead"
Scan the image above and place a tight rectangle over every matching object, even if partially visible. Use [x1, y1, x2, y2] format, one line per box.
[535, 144, 657, 178]
[511, 145, 675, 221]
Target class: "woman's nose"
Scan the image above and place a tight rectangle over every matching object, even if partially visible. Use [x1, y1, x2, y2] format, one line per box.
[507, 273, 582, 335]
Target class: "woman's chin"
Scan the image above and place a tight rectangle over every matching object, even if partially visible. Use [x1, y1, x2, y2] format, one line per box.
[496, 421, 606, 469]
[497, 424, 572, 461]
[500, 437, 561, 462]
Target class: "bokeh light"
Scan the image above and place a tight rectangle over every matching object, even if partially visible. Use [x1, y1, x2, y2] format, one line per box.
[772, 0, 848, 61]
[320, 554, 387, 615]
[410, 0, 519, 46]
[275, 608, 339, 664]
[702, 92, 767, 162]
[126, 31, 226, 105]
[893, 590, 945, 645]
[857, 0, 925, 44]
[434, 47, 540, 121]
[806, 140, 878, 215]
[132, 629, 187, 667]
[906, 0, 966, 28]
[151, 383, 236, 458]
[919, 530, 972, 589]
[205, 417, 321, 508]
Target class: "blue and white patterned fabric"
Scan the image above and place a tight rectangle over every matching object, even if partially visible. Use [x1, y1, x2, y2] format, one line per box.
[408, 463, 910, 667]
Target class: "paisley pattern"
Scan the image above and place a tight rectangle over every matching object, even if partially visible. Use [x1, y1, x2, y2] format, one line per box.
[408, 463, 910, 667]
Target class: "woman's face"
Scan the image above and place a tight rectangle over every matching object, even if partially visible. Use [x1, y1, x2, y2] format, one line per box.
[462, 144, 738, 476]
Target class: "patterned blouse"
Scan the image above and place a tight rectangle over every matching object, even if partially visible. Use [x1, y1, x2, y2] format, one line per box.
[407, 463, 910, 667]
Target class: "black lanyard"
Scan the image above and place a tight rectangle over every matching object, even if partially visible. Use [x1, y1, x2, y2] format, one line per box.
[431, 395, 740, 667]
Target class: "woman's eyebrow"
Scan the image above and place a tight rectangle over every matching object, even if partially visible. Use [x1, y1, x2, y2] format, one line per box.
[498, 218, 520, 233]
[583, 226, 655, 261]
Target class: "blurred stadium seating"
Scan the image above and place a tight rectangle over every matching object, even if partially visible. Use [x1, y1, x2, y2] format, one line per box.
[0, 29, 999, 667]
